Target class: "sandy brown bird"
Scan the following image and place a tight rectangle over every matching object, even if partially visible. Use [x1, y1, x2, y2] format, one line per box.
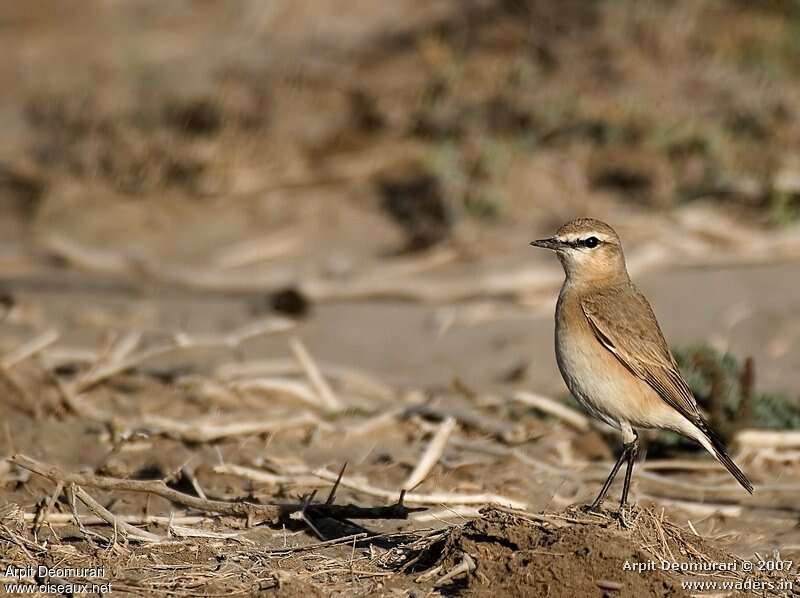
[531, 218, 753, 512]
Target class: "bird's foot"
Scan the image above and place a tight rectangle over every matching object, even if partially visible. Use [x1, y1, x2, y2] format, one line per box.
[579, 503, 608, 516]
[614, 503, 638, 528]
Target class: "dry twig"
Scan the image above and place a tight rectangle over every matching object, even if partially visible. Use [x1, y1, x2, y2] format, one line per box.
[51, 374, 323, 443]
[11, 454, 284, 522]
[2, 329, 60, 369]
[70, 484, 164, 543]
[312, 466, 527, 509]
[404, 404, 526, 444]
[512, 391, 590, 431]
[73, 318, 295, 392]
[404, 417, 457, 490]
[23, 512, 211, 526]
[227, 378, 322, 409]
[736, 429, 800, 450]
[10, 454, 424, 525]
[435, 553, 476, 586]
[211, 231, 301, 268]
[289, 337, 343, 412]
[217, 358, 395, 402]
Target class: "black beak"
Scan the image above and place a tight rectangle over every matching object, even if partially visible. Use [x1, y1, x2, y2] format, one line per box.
[529, 238, 561, 251]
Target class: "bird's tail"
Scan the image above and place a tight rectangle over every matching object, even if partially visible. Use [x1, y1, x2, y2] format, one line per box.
[696, 420, 754, 494]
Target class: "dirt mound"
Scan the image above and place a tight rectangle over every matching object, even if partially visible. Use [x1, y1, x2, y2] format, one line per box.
[419, 507, 732, 597]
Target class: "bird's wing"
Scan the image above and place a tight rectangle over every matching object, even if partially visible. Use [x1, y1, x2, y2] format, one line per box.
[580, 284, 702, 423]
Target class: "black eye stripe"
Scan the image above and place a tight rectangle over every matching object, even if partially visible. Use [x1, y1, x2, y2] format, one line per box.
[564, 237, 601, 248]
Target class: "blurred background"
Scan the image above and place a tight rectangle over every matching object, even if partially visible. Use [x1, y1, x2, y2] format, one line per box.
[1, 0, 800, 565]
[2, 0, 800, 391]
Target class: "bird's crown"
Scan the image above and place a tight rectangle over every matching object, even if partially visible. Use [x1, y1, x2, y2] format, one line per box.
[555, 218, 620, 244]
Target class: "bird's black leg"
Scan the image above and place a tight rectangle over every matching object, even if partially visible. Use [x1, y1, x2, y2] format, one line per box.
[587, 443, 630, 512]
[619, 431, 640, 509]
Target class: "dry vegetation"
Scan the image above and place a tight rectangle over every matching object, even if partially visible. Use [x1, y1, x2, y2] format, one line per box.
[1, 1, 800, 596]
[0, 320, 797, 596]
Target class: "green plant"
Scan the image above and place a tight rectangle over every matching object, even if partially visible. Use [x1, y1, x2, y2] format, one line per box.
[651, 345, 799, 456]
[424, 135, 511, 222]
[767, 189, 800, 226]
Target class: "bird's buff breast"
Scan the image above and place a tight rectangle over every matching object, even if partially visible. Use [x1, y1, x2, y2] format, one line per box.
[554, 293, 663, 429]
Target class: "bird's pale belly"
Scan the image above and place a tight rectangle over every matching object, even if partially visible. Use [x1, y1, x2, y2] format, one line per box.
[555, 325, 670, 430]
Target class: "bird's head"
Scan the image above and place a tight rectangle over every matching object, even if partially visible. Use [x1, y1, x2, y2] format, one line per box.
[530, 218, 628, 285]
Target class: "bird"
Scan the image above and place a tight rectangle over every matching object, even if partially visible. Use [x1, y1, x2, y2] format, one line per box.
[530, 217, 753, 512]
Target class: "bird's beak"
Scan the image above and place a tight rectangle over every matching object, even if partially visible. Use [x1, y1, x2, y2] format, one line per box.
[529, 238, 561, 251]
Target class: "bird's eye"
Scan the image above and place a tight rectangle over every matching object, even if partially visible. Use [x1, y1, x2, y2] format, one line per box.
[584, 236, 599, 248]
